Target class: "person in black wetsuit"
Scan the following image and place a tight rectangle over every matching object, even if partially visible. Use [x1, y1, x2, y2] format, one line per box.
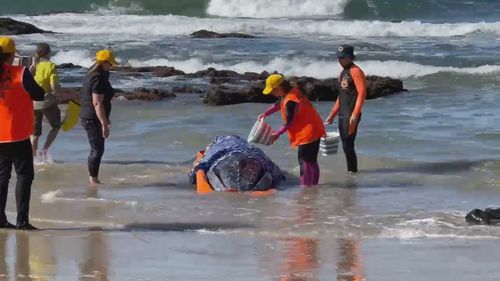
[0, 37, 45, 230]
[325, 45, 367, 173]
[80, 50, 118, 185]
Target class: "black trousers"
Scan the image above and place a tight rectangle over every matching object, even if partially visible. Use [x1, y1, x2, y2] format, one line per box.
[81, 118, 105, 178]
[0, 139, 34, 225]
[297, 139, 320, 176]
[338, 113, 361, 172]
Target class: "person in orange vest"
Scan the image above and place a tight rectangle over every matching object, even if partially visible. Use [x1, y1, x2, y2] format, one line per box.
[80, 50, 118, 185]
[258, 74, 326, 186]
[0, 37, 44, 230]
[325, 45, 366, 173]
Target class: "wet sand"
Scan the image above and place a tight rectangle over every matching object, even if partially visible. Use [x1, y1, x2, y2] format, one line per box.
[1, 99, 499, 280]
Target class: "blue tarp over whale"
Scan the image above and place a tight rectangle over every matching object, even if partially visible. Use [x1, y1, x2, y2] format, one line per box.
[190, 135, 283, 191]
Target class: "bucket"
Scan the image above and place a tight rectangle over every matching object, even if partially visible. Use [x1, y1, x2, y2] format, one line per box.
[320, 131, 340, 156]
[13, 56, 33, 67]
[248, 119, 273, 145]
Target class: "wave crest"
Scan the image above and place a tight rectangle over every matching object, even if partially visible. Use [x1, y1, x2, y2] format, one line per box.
[207, 0, 349, 18]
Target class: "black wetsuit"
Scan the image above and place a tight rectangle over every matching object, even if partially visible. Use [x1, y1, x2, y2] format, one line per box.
[80, 70, 114, 178]
[338, 63, 364, 172]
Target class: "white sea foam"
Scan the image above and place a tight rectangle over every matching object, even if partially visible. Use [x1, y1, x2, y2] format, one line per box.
[15, 14, 500, 38]
[52, 51, 500, 79]
[130, 57, 500, 79]
[207, 0, 349, 18]
[379, 227, 500, 240]
[40, 189, 63, 203]
[51, 49, 94, 68]
[40, 190, 138, 206]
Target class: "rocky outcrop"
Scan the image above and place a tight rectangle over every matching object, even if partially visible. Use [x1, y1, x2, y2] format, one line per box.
[203, 76, 406, 106]
[203, 84, 277, 105]
[120, 88, 176, 101]
[56, 87, 175, 103]
[52, 64, 404, 105]
[57, 63, 83, 69]
[172, 85, 204, 94]
[118, 66, 185, 77]
[365, 76, 404, 99]
[0, 18, 52, 35]
[191, 30, 256, 39]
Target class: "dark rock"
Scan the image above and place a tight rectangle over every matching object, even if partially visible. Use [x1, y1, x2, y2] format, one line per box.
[366, 76, 406, 99]
[241, 72, 263, 81]
[120, 88, 176, 101]
[191, 30, 256, 39]
[118, 66, 153, 73]
[57, 63, 83, 69]
[55, 64, 403, 105]
[117, 66, 185, 77]
[203, 83, 277, 106]
[152, 67, 185, 77]
[0, 18, 52, 35]
[172, 85, 204, 94]
[203, 75, 404, 105]
[56, 87, 175, 103]
[191, 67, 240, 79]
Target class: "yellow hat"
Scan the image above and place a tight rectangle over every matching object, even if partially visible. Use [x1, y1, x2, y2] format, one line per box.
[95, 49, 118, 66]
[0, 37, 16, 54]
[263, 74, 284, 95]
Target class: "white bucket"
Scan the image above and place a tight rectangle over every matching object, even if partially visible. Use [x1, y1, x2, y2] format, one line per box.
[248, 119, 274, 145]
[320, 131, 340, 156]
[13, 56, 33, 67]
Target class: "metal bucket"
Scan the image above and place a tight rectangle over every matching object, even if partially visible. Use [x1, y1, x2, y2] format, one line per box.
[320, 131, 340, 156]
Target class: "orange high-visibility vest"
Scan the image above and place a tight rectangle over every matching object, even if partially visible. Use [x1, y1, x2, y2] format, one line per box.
[280, 87, 325, 147]
[0, 64, 34, 143]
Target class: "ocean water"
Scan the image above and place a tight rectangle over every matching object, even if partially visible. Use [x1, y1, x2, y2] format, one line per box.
[2, 0, 500, 280]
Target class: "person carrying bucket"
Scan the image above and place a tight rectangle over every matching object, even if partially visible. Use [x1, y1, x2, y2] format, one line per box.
[80, 49, 118, 185]
[258, 74, 325, 186]
[30, 43, 62, 161]
[0, 37, 45, 230]
[325, 45, 366, 173]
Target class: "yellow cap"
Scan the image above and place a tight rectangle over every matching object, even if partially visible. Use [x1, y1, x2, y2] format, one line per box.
[95, 49, 118, 66]
[263, 74, 284, 95]
[0, 37, 16, 54]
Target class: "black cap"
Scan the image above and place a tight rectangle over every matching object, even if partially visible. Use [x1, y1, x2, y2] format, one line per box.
[336, 45, 356, 59]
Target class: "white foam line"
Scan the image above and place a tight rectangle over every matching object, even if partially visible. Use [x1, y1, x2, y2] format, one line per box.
[40, 190, 138, 206]
[207, 0, 349, 18]
[49, 48, 500, 80]
[14, 14, 500, 38]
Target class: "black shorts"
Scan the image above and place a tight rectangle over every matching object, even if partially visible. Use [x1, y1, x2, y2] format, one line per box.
[298, 138, 320, 164]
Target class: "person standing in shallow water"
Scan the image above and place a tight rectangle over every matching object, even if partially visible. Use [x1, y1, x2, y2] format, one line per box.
[30, 43, 62, 161]
[258, 74, 326, 186]
[0, 37, 45, 230]
[325, 45, 367, 173]
[80, 49, 118, 185]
